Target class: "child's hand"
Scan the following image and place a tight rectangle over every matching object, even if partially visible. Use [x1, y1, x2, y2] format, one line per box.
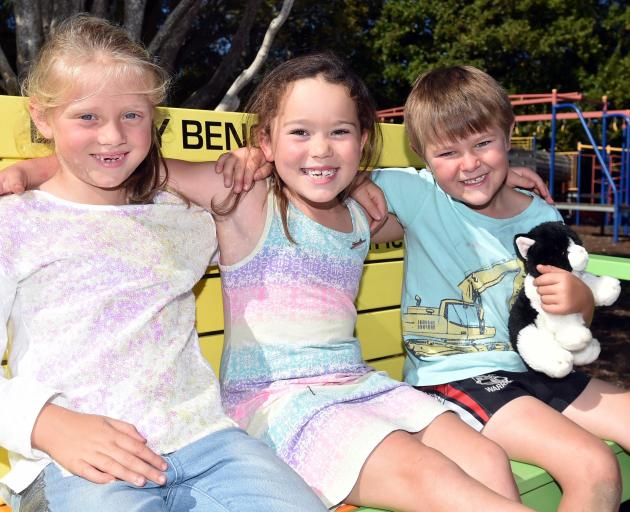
[31, 403, 167, 486]
[0, 167, 29, 195]
[350, 173, 387, 233]
[507, 166, 554, 204]
[215, 147, 272, 194]
[0, 156, 58, 195]
[534, 265, 595, 322]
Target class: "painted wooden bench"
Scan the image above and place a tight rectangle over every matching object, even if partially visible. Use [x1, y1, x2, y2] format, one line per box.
[0, 96, 628, 510]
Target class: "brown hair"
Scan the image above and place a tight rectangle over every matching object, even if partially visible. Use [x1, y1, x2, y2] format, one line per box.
[22, 14, 171, 204]
[232, 52, 382, 242]
[404, 65, 514, 158]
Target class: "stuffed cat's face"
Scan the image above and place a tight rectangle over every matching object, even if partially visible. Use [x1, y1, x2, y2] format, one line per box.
[514, 221, 586, 276]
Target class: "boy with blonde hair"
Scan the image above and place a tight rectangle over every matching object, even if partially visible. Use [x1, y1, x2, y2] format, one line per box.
[371, 65, 629, 512]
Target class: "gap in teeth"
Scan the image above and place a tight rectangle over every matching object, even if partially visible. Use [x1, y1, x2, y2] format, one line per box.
[303, 168, 335, 177]
[96, 155, 122, 162]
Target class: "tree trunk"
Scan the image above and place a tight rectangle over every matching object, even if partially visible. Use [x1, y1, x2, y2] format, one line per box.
[150, 0, 203, 73]
[181, 0, 264, 109]
[14, 0, 43, 76]
[0, 45, 19, 95]
[124, 0, 148, 41]
[216, 0, 294, 111]
[46, 0, 85, 36]
[90, 0, 110, 19]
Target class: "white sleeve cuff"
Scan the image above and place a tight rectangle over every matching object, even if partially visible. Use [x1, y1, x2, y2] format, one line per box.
[0, 376, 63, 459]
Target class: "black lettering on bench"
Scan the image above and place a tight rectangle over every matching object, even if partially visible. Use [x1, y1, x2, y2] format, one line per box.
[182, 120, 204, 149]
[156, 118, 170, 147]
[242, 123, 248, 147]
[225, 122, 245, 150]
[205, 121, 223, 150]
[371, 240, 403, 251]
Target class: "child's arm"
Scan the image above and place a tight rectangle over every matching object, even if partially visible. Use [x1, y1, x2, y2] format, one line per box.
[0, 149, 270, 199]
[0, 155, 58, 194]
[534, 265, 595, 324]
[350, 171, 409, 242]
[218, 148, 389, 226]
[507, 166, 554, 204]
[0, 275, 166, 486]
[215, 147, 273, 194]
[31, 402, 167, 486]
[371, 213, 405, 243]
[350, 172, 388, 233]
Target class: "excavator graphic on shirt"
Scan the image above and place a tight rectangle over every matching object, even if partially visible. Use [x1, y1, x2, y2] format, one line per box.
[403, 259, 524, 357]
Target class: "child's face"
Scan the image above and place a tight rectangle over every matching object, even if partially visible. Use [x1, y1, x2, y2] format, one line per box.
[423, 125, 512, 215]
[260, 76, 367, 210]
[31, 75, 154, 204]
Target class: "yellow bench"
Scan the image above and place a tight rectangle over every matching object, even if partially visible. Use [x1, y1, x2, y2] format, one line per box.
[1, 96, 628, 511]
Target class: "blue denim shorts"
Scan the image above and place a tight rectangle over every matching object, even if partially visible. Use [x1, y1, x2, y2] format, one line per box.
[11, 427, 326, 512]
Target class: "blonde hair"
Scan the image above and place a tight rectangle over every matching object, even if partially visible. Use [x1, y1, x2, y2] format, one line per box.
[404, 65, 514, 158]
[241, 52, 381, 243]
[22, 14, 171, 204]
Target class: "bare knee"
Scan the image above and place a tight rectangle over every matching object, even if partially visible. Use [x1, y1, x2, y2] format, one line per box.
[586, 444, 621, 507]
[468, 439, 520, 500]
[562, 441, 621, 510]
[473, 438, 512, 474]
[391, 450, 459, 492]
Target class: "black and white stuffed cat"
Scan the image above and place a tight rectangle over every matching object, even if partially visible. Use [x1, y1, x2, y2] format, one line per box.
[508, 221, 621, 378]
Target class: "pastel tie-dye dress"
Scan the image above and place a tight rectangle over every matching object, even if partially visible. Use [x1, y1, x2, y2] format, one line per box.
[220, 191, 447, 507]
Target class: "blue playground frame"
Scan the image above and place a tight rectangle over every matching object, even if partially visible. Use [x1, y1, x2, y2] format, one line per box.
[549, 102, 630, 243]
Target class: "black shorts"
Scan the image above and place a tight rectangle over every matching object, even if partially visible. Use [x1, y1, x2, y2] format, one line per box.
[417, 369, 591, 431]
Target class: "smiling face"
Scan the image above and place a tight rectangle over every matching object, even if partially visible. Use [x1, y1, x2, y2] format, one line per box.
[259, 76, 367, 212]
[31, 72, 154, 205]
[423, 124, 513, 215]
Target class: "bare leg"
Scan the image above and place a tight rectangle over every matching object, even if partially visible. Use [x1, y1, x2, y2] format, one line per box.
[344, 429, 531, 512]
[415, 412, 520, 501]
[562, 377, 630, 452]
[482, 396, 621, 512]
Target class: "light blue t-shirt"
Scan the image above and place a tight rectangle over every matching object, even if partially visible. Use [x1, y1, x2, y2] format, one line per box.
[372, 168, 563, 386]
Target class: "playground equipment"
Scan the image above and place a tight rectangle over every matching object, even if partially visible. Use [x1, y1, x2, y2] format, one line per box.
[548, 92, 630, 243]
[573, 143, 630, 231]
[377, 91, 630, 242]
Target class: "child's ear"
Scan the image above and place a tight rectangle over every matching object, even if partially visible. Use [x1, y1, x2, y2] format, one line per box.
[506, 122, 516, 150]
[360, 130, 368, 152]
[28, 103, 53, 140]
[259, 130, 275, 162]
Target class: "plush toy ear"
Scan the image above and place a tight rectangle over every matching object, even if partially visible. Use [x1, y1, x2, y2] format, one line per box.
[514, 236, 536, 260]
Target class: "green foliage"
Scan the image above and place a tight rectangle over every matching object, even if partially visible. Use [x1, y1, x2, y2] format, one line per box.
[367, 0, 629, 149]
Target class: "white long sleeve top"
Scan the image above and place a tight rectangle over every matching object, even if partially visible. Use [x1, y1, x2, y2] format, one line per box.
[0, 190, 234, 499]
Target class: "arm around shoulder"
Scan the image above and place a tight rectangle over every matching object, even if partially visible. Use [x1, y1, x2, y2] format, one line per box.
[165, 158, 227, 210]
[0, 155, 59, 194]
